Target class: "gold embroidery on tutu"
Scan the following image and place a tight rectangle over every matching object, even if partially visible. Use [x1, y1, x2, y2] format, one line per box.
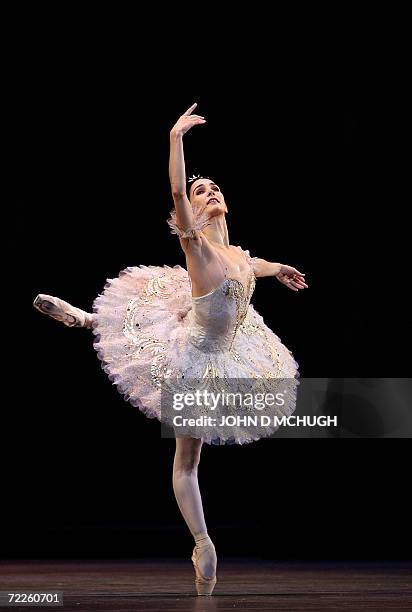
[240, 315, 282, 375]
[135, 274, 174, 305]
[122, 294, 172, 389]
[239, 317, 265, 337]
[202, 361, 219, 378]
[224, 270, 256, 351]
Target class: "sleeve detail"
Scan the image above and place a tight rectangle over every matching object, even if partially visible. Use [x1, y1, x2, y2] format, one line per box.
[166, 204, 211, 239]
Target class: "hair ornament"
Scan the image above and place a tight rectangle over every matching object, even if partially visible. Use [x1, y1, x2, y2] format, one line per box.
[187, 174, 203, 184]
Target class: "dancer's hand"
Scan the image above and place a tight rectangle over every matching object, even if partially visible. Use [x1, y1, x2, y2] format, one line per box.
[170, 103, 207, 137]
[275, 265, 308, 292]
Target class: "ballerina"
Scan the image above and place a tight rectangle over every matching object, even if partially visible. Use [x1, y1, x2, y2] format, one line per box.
[33, 102, 308, 596]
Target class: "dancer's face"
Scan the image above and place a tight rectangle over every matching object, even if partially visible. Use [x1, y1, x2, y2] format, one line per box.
[189, 178, 228, 217]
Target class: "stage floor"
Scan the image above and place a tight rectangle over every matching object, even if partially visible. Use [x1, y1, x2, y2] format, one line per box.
[1, 559, 411, 611]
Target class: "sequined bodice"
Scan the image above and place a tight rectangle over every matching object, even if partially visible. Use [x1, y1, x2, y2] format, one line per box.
[187, 270, 256, 353]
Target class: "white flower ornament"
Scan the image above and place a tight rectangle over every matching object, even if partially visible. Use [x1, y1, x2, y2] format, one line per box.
[187, 174, 202, 184]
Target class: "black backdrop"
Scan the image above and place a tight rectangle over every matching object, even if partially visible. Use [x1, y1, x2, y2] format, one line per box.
[5, 1, 410, 560]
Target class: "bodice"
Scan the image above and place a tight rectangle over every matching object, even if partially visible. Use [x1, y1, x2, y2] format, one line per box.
[187, 270, 256, 353]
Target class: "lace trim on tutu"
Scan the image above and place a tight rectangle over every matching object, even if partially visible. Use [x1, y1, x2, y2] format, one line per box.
[166, 204, 212, 239]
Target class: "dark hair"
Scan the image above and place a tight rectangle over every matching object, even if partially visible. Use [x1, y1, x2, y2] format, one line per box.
[187, 175, 211, 198]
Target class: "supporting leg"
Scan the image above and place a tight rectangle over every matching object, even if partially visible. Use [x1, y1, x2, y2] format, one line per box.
[172, 436, 217, 591]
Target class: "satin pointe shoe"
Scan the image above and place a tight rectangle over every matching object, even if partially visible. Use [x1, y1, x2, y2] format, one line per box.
[191, 541, 217, 596]
[33, 294, 94, 329]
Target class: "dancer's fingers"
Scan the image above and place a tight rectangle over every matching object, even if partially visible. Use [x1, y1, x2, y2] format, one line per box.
[183, 102, 197, 115]
[293, 275, 306, 284]
[294, 279, 308, 288]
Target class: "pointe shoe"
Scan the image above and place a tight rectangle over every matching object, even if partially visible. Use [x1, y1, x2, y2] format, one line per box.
[191, 543, 217, 596]
[33, 294, 93, 328]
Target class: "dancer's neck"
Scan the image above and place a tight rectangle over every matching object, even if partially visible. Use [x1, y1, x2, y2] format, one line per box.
[203, 214, 230, 248]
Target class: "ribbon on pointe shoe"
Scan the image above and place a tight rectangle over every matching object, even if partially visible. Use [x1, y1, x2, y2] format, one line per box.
[191, 534, 217, 595]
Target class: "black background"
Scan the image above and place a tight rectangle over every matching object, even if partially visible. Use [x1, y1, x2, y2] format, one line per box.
[5, 1, 410, 560]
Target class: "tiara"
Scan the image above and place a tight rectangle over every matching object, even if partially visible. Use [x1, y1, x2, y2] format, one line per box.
[187, 174, 203, 184]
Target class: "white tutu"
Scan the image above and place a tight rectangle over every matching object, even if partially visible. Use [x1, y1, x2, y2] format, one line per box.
[92, 255, 300, 445]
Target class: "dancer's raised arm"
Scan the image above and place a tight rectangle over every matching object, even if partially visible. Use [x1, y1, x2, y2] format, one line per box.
[169, 103, 206, 235]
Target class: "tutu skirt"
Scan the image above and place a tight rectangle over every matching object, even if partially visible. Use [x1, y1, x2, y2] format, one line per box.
[92, 264, 300, 445]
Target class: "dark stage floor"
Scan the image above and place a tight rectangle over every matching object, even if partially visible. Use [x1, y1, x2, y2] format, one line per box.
[1, 559, 411, 611]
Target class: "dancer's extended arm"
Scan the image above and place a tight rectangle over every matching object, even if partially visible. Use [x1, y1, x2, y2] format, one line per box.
[252, 258, 308, 291]
[252, 259, 282, 278]
[169, 103, 206, 235]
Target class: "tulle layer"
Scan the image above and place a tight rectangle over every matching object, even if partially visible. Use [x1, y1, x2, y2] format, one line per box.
[92, 264, 300, 445]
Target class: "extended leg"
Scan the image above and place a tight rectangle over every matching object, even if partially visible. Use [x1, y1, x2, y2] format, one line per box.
[33, 294, 94, 329]
[172, 436, 217, 586]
